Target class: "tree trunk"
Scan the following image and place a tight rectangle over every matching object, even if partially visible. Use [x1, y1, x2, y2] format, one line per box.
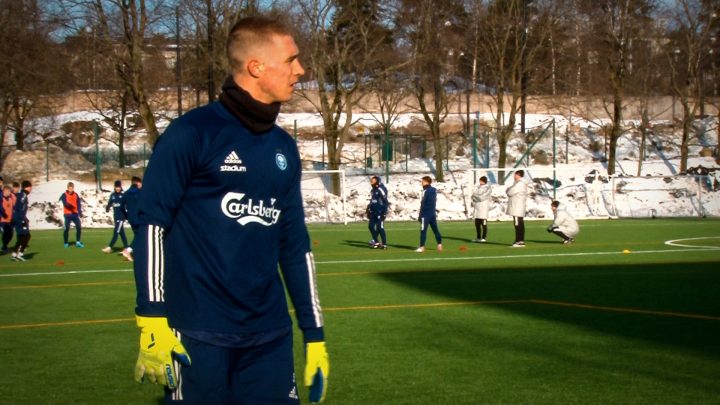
[324, 125, 343, 196]
[0, 99, 10, 170]
[607, 91, 623, 175]
[431, 120, 444, 182]
[118, 91, 129, 168]
[637, 126, 646, 176]
[497, 133, 509, 185]
[12, 97, 25, 151]
[680, 106, 691, 172]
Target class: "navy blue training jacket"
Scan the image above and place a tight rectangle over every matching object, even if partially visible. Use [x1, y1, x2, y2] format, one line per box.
[12, 192, 28, 225]
[122, 185, 141, 227]
[133, 101, 324, 343]
[106, 191, 126, 221]
[368, 183, 389, 216]
[419, 185, 438, 219]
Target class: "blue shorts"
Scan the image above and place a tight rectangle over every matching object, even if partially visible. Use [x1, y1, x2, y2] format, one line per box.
[166, 330, 299, 404]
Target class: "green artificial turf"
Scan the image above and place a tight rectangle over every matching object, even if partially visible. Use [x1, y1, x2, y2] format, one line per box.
[0, 218, 718, 404]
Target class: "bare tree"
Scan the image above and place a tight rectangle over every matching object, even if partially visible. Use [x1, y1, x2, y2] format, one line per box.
[65, 0, 167, 145]
[397, 0, 465, 183]
[366, 73, 411, 135]
[474, 0, 550, 184]
[626, 15, 667, 175]
[175, 0, 285, 106]
[295, 0, 393, 192]
[666, 0, 718, 172]
[0, 0, 70, 165]
[581, 0, 656, 175]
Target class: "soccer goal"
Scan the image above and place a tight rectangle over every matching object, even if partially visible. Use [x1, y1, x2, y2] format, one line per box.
[609, 174, 715, 218]
[301, 169, 348, 224]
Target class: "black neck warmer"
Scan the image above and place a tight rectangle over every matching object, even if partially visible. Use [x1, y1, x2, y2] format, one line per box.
[219, 76, 281, 134]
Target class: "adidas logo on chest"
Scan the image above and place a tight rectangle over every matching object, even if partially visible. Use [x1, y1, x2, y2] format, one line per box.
[221, 151, 247, 172]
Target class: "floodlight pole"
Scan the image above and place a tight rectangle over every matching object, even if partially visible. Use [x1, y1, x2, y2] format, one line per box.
[176, 6, 182, 116]
[472, 118, 479, 184]
[385, 125, 390, 183]
[520, 0, 530, 134]
[46, 141, 50, 182]
[553, 120, 557, 201]
[94, 120, 101, 192]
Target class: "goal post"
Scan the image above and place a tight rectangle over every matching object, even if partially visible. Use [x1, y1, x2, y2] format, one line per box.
[301, 169, 347, 224]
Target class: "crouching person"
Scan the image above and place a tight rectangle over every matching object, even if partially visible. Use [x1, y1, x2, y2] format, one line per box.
[547, 200, 579, 244]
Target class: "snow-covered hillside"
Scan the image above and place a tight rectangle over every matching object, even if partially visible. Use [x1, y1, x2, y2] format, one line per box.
[3, 111, 718, 230]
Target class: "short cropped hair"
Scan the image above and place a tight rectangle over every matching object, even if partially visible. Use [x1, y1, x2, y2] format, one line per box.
[421, 176, 432, 184]
[479, 176, 488, 183]
[515, 169, 525, 177]
[21, 180, 32, 189]
[131, 176, 142, 184]
[551, 200, 560, 208]
[226, 16, 292, 71]
[67, 182, 74, 187]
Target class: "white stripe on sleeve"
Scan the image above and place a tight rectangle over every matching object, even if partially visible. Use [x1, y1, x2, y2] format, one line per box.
[147, 225, 165, 302]
[305, 252, 324, 327]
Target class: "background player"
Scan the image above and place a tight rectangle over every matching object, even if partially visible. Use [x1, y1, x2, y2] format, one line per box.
[506, 170, 528, 247]
[416, 176, 442, 253]
[367, 175, 388, 249]
[102, 180, 129, 254]
[11, 180, 31, 261]
[59, 181, 84, 248]
[120, 176, 142, 261]
[547, 200, 580, 244]
[471, 176, 492, 243]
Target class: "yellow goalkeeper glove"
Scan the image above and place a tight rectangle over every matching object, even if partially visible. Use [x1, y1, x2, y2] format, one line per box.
[304, 341, 330, 403]
[134, 315, 191, 390]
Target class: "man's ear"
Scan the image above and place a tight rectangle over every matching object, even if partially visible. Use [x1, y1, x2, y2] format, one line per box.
[247, 59, 264, 78]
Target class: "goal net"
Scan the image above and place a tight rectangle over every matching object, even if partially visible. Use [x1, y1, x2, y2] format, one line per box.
[610, 174, 716, 218]
[301, 169, 348, 224]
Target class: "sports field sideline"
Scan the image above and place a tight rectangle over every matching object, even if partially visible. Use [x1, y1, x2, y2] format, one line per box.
[1, 218, 719, 404]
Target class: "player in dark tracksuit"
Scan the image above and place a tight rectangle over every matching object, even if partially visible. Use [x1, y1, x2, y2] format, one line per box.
[120, 177, 142, 261]
[367, 176, 388, 249]
[132, 17, 327, 405]
[11, 181, 32, 261]
[102, 180, 128, 253]
[416, 176, 442, 253]
[59, 182, 84, 248]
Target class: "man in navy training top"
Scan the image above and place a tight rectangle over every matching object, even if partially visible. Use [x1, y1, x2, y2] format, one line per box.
[120, 176, 142, 261]
[11, 180, 32, 262]
[59, 182, 84, 248]
[132, 16, 329, 404]
[416, 176, 442, 253]
[102, 180, 129, 254]
[367, 175, 388, 249]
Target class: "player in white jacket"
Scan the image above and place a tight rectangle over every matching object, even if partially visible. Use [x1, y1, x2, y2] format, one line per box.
[506, 170, 528, 247]
[548, 200, 579, 244]
[471, 176, 492, 242]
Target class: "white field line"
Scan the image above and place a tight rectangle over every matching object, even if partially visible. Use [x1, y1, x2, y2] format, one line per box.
[664, 236, 720, 249]
[1, 246, 718, 279]
[307, 220, 720, 233]
[315, 247, 720, 265]
[0, 268, 132, 278]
